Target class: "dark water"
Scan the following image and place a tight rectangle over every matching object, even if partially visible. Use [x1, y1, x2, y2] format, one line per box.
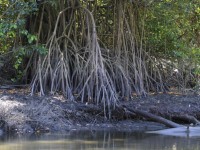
[0, 130, 200, 150]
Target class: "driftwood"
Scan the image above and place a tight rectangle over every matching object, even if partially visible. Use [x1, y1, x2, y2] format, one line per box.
[67, 103, 197, 128]
[0, 84, 29, 89]
[123, 106, 183, 128]
[173, 114, 200, 125]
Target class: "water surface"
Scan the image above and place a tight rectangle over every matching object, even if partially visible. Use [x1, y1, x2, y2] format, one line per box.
[0, 130, 200, 150]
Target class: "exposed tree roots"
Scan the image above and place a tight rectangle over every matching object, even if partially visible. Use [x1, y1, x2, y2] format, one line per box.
[27, 0, 168, 119]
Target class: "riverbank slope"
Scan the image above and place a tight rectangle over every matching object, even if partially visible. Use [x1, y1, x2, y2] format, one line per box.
[0, 88, 199, 135]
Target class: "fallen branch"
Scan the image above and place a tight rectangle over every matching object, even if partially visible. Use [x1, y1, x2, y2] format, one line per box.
[173, 115, 200, 125]
[0, 84, 29, 89]
[123, 106, 183, 128]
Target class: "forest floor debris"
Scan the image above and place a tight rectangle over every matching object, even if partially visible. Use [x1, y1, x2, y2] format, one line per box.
[0, 88, 200, 136]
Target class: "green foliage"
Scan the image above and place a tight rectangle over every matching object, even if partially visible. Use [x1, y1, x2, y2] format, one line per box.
[145, 0, 200, 62]
[0, 0, 38, 53]
[0, 0, 42, 81]
[0, 0, 200, 94]
[12, 43, 47, 82]
[15, 44, 48, 57]
[34, 45, 48, 55]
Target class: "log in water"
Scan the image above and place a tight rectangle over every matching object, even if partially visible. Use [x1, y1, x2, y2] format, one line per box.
[147, 126, 200, 137]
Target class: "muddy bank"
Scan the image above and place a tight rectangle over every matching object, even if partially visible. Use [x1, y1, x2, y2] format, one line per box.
[0, 89, 199, 135]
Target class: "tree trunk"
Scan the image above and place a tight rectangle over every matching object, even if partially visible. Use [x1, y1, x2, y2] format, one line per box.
[123, 106, 183, 128]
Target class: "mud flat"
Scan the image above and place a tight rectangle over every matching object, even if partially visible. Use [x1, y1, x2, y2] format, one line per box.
[0, 89, 199, 135]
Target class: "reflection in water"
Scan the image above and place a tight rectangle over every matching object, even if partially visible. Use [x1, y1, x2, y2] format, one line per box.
[0, 130, 200, 150]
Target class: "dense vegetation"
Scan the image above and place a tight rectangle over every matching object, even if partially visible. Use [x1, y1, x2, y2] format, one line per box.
[0, 0, 199, 117]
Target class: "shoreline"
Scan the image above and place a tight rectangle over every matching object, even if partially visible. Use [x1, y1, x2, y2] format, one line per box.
[0, 89, 199, 136]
